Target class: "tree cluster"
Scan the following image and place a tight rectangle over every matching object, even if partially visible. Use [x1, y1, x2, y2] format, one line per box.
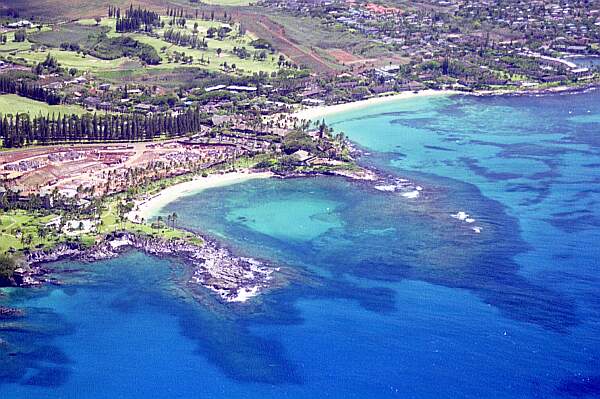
[13, 29, 26, 42]
[115, 5, 161, 33]
[163, 28, 207, 49]
[166, 7, 186, 18]
[108, 5, 121, 18]
[0, 108, 204, 148]
[60, 42, 81, 52]
[0, 254, 18, 281]
[89, 36, 161, 65]
[167, 16, 187, 28]
[32, 53, 62, 75]
[282, 129, 316, 154]
[206, 26, 231, 40]
[0, 75, 61, 105]
[233, 46, 250, 59]
[250, 39, 274, 52]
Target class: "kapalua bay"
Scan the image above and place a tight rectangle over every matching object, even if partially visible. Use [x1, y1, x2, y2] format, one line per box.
[2, 90, 599, 398]
[2, 1, 600, 396]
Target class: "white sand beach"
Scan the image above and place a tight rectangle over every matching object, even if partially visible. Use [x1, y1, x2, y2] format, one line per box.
[294, 89, 462, 120]
[128, 171, 274, 222]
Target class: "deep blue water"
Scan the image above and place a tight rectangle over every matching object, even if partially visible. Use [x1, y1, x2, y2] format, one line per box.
[2, 91, 600, 398]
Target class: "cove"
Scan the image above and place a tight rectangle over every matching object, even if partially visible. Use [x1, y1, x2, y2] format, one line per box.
[2, 91, 600, 398]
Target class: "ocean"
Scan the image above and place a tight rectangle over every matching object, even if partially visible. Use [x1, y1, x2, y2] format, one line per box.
[1, 91, 599, 398]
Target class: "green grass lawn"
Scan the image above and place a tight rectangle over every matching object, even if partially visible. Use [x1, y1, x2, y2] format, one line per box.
[0, 199, 199, 255]
[1, 16, 282, 77]
[0, 167, 277, 255]
[0, 211, 62, 253]
[5, 47, 130, 72]
[0, 94, 88, 116]
[98, 198, 197, 242]
[129, 17, 281, 75]
[29, 22, 107, 48]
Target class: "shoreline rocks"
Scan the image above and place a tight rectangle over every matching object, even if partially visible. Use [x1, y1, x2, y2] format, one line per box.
[24, 231, 278, 304]
[473, 83, 599, 98]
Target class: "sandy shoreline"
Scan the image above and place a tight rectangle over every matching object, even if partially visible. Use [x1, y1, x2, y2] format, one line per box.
[293, 85, 599, 121]
[294, 89, 462, 120]
[128, 171, 274, 222]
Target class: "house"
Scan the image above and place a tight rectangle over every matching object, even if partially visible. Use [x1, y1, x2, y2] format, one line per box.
[99, 102, 112, 111]
[301, 98, 325, 106]
[211, 115, 236, 126]
[83, 97, 101, 108]
[375, 64, 400, 77]
[7, 20, 33, 29]
[371, 84, 394, 94]
[572, 67, 589, 75]
[57, 188, 78, 198]
[337, 81, 358, 89]
[567, 45, 588, 53]
[134, 103, 156, 113]
[291, 150, 315, 164]
[226, 85, 258, 92]
[45, 82, 63, 90]
[540, 75, 567, 83]
[205, 84, 227, 92]
[299, 87, 326, 97]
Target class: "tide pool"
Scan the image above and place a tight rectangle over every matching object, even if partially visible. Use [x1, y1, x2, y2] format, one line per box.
[2, 91, 600, 398]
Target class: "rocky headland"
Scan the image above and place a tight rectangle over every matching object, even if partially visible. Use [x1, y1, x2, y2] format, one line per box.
[22, 232, 277, 304]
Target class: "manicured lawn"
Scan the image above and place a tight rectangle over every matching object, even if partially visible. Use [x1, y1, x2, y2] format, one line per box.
[10, 48, 129, 72]
[0, 199, 198, 254]
[104, 17, 281, 75]
[0, 211, 61, 253]
[1, 17, 284, 77]
[29, 22, 106, 48]
[0, 94, 88, 116]
[130, 17, 281, 75]
[99, 199, 196, 242]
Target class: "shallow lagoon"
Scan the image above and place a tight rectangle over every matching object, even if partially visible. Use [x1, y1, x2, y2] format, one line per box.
[2, 91, 600, 398]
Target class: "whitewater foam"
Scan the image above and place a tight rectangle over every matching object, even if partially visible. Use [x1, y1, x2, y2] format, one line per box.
[451, 211, 482, 233]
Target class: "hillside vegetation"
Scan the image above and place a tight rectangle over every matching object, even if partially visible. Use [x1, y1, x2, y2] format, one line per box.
[28, 23, 160, 64]
[1, 15, 284, 76]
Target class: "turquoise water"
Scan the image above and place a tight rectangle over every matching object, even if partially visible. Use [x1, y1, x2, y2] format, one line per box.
[569, 56, 600, 69]
[2, 91, 600, 398]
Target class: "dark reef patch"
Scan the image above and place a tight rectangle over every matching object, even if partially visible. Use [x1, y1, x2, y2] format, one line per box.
[459, 157, 523, 180]
[0, 305, 74, 389]
[23, 366, 71, 387]
[557, 375, 600, 398]
[424, 145, 455, 152]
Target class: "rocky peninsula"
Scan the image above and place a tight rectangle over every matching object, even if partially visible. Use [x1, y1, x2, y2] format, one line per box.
[23, 231, 277, 304]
